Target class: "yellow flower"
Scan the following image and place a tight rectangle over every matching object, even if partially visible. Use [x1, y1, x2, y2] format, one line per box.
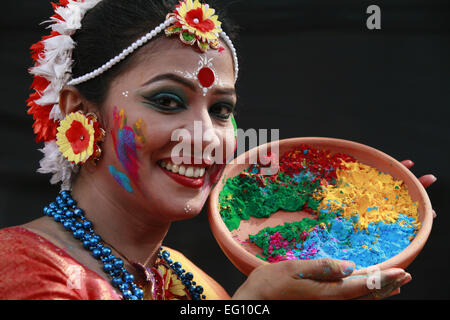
[167, 0, 222, 51]
[56, 112, 95, 165]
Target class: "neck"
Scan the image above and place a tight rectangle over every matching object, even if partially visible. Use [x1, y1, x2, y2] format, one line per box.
[71, 167, 170, 268]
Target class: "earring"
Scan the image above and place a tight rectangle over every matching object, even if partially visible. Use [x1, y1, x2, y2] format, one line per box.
[56, 111, 105, 165]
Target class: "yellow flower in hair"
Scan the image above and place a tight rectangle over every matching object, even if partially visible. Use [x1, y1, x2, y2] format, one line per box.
[167, 0, 222, 51]
[56, 112, 95, 165]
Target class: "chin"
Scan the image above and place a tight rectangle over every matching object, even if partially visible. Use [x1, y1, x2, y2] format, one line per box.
[137, 158, 224, 221]
[162, 199, 204, 222]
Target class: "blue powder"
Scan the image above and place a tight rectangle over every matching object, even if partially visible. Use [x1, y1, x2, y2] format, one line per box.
[293, 171, 317, 183]
[292, 213, 418, 270]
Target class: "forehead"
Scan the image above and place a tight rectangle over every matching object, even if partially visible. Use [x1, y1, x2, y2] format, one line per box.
[124, 37, 236, 87]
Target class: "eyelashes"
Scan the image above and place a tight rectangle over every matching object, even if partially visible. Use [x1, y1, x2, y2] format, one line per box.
[209, 103, 234, 120]
[142, 92, 186, 113]
[141, 91, 235, 121]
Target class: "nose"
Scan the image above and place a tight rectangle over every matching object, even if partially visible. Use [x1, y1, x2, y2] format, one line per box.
[170, 108, 222, 165]
[191, 109, 221, 165]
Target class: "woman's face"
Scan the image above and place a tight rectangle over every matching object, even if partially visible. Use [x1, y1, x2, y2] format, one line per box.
[95, 37, 236, 222]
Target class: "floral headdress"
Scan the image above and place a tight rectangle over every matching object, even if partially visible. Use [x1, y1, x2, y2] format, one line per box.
[28, 0, 239, 190]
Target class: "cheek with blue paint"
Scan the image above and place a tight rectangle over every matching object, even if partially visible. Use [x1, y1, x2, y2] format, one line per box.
[117, 128, 139, 175]
[109, 165, 134, 193]
[111, 107, 143, 191]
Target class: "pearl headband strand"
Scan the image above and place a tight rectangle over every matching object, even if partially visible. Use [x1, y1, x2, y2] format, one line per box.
[68, 18, 239, 86]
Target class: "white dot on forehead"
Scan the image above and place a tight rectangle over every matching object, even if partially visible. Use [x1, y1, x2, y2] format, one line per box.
[122, 91, 129, 97]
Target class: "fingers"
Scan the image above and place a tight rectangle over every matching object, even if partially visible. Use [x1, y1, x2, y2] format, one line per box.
[401, 160, 437, 218]
[387, 287, 401, 298]
[314, 268, 408, 300]
[287, 258, 355, 281]
[401, 160, 414, 169]
[357, 272, 411, 300]
[392, 287, 401, 295]
[281, 267, 408, 300]
[400, 160, 437, 189]
[418, 175, 437, 218]
[246, 260, 410, 300]
[418, 174, 437, 188]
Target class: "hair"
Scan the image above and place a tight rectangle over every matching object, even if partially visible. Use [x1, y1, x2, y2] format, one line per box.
[71, 0, 239, 106]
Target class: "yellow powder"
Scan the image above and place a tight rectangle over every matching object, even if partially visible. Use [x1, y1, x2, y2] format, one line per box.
[319, 161, 420, 230]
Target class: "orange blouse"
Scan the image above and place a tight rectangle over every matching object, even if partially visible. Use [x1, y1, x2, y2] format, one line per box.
[0, 226, 230, 300]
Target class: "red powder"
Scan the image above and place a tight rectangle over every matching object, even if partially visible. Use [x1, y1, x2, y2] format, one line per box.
[279, 144, 356, 184]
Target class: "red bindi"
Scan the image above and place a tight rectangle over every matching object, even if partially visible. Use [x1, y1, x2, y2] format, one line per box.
[197, 67, 215, 88]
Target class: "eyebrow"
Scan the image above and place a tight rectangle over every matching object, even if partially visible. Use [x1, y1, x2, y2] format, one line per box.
[142, 73, 236, 97]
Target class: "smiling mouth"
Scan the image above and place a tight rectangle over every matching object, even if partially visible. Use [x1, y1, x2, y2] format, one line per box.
[159, 160, 207, 178]
[158, 159, 208, 188]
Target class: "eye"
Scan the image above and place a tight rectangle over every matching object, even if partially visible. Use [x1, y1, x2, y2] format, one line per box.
[209, 103, 234, 120]
[143, 92, 186, 112]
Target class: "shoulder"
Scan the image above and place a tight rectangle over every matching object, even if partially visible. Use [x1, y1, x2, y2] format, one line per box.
[0, 226, 119, 300]
[0, 226, 59, 262]
[163, 246, 231, 300]
[0, 226, 78, 299]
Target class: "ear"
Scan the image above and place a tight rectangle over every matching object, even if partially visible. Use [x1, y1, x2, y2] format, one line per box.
[59, 86, 85, 117]
[59, 86, 104, 126]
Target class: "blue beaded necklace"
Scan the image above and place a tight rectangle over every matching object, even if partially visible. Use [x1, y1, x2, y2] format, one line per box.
[43, 190, 205, 300]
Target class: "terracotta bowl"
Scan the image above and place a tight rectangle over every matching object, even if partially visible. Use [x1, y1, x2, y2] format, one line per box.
[208, 137, 433, 276]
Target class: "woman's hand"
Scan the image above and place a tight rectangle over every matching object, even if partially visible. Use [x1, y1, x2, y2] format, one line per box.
[232, 258, 411, 300]
[401, 160, 437, 218]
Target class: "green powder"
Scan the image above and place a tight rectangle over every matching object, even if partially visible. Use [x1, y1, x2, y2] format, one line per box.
[218, 165, 323, 231]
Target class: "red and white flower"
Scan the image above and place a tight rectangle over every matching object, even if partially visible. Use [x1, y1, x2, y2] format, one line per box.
[166, 0, 222, 52]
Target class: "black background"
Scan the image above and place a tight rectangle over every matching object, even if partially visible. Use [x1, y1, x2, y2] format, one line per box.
[0, 0, 449, 299]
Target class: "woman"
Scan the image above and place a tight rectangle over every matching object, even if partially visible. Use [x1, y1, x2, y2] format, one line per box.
[0, 0, 437, 300]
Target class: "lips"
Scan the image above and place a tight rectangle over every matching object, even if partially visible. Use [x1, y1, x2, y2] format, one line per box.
[158, 158, 208, 189]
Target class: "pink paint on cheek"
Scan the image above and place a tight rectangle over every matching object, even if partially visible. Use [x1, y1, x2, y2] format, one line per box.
[111, 107, 146, 191]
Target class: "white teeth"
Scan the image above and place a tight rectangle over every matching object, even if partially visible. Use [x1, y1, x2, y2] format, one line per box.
[159, 161, 207, 178]
[185, 167, 194, 178]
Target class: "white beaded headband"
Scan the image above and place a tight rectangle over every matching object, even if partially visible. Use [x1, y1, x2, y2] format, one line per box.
[68, 17, 239, 86]
[27, 0, 239, 190]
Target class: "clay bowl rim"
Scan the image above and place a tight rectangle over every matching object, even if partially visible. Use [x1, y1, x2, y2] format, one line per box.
[208, 137, 433, 276]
